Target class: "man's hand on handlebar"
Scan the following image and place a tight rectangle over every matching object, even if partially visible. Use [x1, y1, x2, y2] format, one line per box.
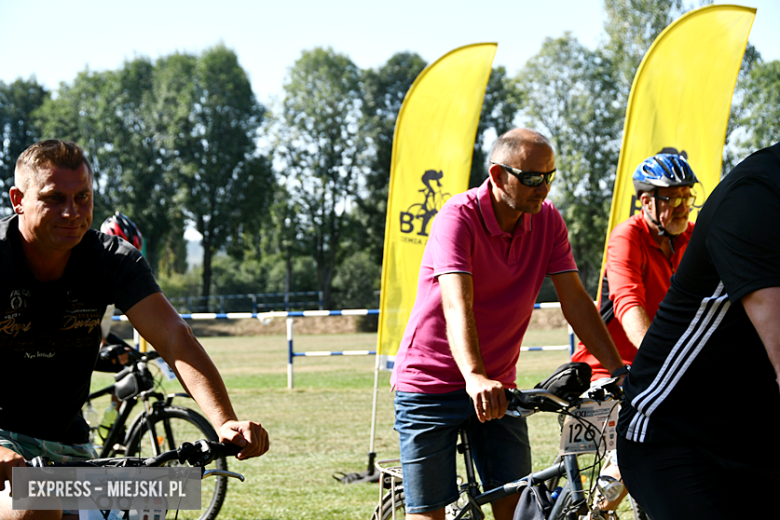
[465, 374, 508, 423]
[217, 420, 269, 460]
[0, 446, 26, 493]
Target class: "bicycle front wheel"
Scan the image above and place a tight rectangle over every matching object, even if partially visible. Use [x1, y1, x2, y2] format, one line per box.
[125, 406, 228, 520]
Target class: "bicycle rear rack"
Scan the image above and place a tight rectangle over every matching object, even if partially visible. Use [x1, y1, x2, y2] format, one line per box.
[375, 459, 403, 520]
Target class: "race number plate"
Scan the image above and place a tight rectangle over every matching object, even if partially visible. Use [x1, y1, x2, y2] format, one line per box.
[560, 400, 619, 455]
[154, 357, 178, 381]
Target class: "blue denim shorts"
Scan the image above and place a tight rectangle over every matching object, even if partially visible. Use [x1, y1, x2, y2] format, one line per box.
[394, 389, 531, 514]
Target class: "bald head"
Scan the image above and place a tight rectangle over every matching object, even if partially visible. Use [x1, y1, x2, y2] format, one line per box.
[488, 129, 553, 165]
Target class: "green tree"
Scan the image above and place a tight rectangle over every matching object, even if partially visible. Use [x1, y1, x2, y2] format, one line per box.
[156, 46, 274, 301]
[602, 0, 685, 100]
[517, 34, 623, 292]
[357, 52, 428, 265]
[148, 53, 202, 275]
[107, 57, 185, 274]
[734, 58, 780, 158]
[250, 187, 312, 301]
[721, 43, 762, 175]
[0, 78, 48, 213]
[469, 66, 523, 188]
[35, 69, 122, 212]
[273, 47, 364, 308]
[35, 61, 184, 274]
[331, 250, 381, 309]
[0, 78, 50, 214]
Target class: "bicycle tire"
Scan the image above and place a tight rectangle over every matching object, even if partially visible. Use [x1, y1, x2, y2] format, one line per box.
[371, 483, 482, 520]
[371, 485, 405, 520]
[125, 406, 228, 520]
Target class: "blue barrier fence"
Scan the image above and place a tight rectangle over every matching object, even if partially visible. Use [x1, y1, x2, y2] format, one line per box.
[114, 303, 574, 389]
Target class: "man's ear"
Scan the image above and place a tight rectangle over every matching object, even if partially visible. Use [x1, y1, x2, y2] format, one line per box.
[488, 162, 505, 189]
[640, 191, 653, 211]
[9, 187, 23, 214]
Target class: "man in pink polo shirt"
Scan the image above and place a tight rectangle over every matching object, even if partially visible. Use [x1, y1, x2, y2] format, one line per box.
[391, 128, 624, 520]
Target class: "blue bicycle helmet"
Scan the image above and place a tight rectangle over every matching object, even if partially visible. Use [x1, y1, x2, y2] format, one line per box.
[632, 154, 698, 195]
[633, 154, 699, 244]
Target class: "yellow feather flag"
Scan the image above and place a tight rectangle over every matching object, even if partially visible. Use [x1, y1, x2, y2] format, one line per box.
[598, 5, 755, 301]
[377, 43, 496, 369]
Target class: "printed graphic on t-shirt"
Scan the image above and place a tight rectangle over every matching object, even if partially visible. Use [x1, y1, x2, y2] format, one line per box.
[0, 287, 102, 362]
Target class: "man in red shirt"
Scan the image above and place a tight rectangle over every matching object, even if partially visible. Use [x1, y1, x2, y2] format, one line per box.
[572, 153, 699, 513]
[574, 153, 698, 376]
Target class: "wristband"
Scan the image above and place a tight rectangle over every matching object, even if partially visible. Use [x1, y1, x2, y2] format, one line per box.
[611, 365, 631, 378]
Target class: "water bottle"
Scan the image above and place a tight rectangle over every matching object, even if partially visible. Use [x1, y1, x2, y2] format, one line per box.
[98, 401, 118, 442]
[597, 475, 624, 502]
[83, 402, 99, 443]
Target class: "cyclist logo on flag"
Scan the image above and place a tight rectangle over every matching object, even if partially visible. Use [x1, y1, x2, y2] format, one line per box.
[399, 169, 451, 237]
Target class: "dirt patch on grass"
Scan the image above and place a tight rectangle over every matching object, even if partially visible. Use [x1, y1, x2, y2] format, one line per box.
[529, 307, 568, 330]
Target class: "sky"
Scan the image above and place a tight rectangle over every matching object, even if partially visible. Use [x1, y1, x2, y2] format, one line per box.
[1, 0, 777, 249]
[1, 0, 778, 106]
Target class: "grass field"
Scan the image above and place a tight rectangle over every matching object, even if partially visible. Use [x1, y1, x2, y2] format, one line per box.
[90, 328, 621, 520]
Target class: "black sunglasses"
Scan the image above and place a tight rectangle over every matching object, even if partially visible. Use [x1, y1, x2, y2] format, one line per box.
[491, 162, 556, 187]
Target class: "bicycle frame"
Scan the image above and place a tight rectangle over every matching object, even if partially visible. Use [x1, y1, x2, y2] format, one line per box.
[447, 430, 586, 520]
[374, 378, 623, 520]
[374, 435, 587, 520]
[88, 376, 191, 458]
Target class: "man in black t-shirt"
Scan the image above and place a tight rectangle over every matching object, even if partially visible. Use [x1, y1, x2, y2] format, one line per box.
[617, 142, 780, 519]
[0, 140, 269, 519]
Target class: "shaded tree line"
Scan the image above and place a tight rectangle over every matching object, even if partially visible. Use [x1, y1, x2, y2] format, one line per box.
[1, 0, 777, 310]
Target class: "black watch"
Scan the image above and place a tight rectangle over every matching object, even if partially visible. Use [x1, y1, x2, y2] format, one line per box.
[611, 365, 631, 378]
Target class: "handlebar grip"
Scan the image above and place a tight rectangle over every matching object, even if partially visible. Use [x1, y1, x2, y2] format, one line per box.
[216, 442, 242, 457]
[183, 440, 242, 466]
[506, 388, 570, 412]
[505, 388, 540, 410]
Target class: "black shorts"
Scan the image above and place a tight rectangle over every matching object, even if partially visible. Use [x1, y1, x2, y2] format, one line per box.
[617, 435, 777, 518]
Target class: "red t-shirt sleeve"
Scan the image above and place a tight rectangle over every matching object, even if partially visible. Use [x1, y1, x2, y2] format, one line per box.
[607, 223, 646, 321]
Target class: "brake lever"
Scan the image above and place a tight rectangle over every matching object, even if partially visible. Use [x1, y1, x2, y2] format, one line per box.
[203, 469, 245, 482]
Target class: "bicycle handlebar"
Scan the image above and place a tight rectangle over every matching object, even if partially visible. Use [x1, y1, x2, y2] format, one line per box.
[507, 389, 570, 412]
[505, 376, 623, 417]
[100, 345, 160, 365]
[29, 440, 242, 473]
